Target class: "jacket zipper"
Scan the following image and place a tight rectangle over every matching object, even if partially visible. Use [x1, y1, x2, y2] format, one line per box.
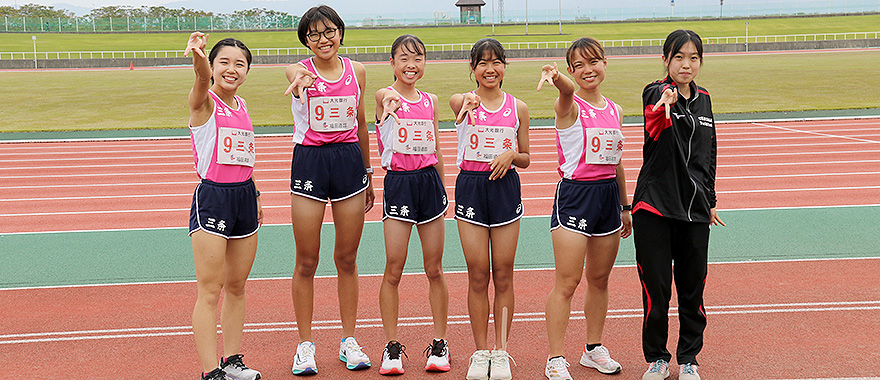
[685, 93, 698, 222]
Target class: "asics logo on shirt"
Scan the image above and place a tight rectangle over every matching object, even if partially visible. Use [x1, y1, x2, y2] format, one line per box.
[345, 75, 352, 85]
[502, 108, 512, 117]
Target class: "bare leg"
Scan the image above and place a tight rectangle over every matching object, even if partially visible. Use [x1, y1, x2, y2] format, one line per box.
[488, 221, 519, 349]
[458, 220, 491, 350]
[417, 218, 449, 340]
[584, 233, 620, 345]
[290, 194, 327, 342]
[545, 228, 588, 357]
[220, 234, 258, 357]
[379, 218, 413, 342]
[330, 191, 367, 338]
[192, 230, 228, 372]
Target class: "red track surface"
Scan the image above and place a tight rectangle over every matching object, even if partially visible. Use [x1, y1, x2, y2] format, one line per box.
[2, 118, 880, 379]
[2, 119, 880, 234]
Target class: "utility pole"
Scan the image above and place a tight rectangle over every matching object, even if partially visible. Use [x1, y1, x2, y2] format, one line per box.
[32, 35, 37, 69]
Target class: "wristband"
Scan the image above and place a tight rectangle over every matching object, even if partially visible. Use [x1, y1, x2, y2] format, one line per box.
[255, 190, 261, 197]
[620, 204, 632, 212]
[365, 167, 374, 174]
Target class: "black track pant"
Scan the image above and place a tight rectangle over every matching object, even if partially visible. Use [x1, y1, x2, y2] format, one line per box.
[633, 210, 710, 366]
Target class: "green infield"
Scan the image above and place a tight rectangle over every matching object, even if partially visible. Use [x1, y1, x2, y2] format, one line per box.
[2, 49, 878, 132]
[1, 14, 879, 52]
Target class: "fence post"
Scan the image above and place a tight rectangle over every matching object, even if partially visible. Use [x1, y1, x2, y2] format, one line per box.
[177, 16, 180, 31]
[127, 16, 130, 31]
[110, 17, 113, 32]
[23, 16, 26, 32]
[161, 16, 164, 31]
[58, 17, 61, 32]
[40, 17, 43, 32]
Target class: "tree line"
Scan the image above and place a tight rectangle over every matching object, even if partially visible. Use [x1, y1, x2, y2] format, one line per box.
[0, 3, 296, 21]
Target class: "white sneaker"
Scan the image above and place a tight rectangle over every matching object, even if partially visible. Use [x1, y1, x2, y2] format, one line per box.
[679, 363, 701, 380]
[489, 349, 515, 380]
[642, 359, 670, 380]
[466, 350, 490, 380]
[379, 341, 406, 375]
[579, 344, 622, 374]
[544, 356, 572, 380]
[291, 341, 317, 376]
[339, 337, 371, 370]
[220, 354, 261, 380]
[424, 339, 451, 372]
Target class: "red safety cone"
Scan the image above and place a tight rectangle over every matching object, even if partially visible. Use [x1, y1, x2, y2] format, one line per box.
[129, 61, 134, 70]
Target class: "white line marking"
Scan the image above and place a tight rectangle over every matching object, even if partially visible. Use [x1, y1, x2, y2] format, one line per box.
[2, 300, 877, 345]
[752, 122, 880, 144]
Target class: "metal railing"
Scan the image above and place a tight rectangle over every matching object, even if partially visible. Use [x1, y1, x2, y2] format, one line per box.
[3, 32, 879, 60]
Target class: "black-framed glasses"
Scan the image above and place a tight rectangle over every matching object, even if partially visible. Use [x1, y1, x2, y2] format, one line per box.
[307, 28, 338, 42]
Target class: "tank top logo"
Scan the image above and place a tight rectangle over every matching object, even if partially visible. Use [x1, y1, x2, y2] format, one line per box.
[477, 110, 487, 122]
[502, 108, 512, 117]
[400, 102, 411, 113]
[423, 98, 430, 108]
[344, 75, 352, 86]
[581, 109, 597, 119]
[315, 81, 328, 93]
[220, 107, 232, 118]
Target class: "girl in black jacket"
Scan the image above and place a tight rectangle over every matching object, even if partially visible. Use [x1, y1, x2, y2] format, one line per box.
[633, 29, 725, 380]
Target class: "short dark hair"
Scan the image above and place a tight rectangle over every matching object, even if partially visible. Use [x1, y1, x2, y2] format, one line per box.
[662, 29, 703, 64]
[391, 34, 426, 58]
[208, 37, 252, 69]
[469, 38, 506, 70]
[297, 5, 345, 47]
[565, 37, 604, 69]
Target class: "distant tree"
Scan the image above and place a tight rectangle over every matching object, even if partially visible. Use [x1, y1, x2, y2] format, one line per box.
[0, 5, 16, 17]
[7, 3, 73, 18]
[89, 5, 213, 18]
[88, 5, 130, 18]
[230, 7, 291, 18]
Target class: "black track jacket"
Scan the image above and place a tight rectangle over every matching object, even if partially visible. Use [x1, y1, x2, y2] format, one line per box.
[633, 76, 717, 223]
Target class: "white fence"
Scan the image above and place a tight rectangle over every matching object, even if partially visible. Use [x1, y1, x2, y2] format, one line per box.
[2, 32, 879, 60]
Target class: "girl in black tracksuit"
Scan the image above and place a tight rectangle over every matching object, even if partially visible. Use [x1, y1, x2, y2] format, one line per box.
[632, 30, 725, 380]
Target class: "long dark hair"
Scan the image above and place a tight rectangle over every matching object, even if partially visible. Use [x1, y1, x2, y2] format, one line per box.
[662, 29, 703, 66]
[298, 5, 345, 47]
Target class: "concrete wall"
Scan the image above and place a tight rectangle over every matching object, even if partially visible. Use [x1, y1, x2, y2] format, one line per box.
[2, 39, 878, 69]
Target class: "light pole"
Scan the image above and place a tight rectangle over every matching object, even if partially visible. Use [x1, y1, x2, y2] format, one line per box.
[745, 21, 749, 52]
[558, 0, 562, 34]
[32, 35, 37, 69]
[525, 0, 529, 35]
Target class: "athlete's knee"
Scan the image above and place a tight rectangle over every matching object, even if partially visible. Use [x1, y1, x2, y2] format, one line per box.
[334, 253, 358, 274]
[224, 279, 247, 298]
[383, 268, 404, 287]
[585, 273, 610, 291]
[424, 264, 445, 283]
[197, 282, 223, 306]
[468, 271, 490, 292]
[553, 276, 581, 299]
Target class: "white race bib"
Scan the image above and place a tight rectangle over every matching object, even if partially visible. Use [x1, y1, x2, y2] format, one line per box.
[392, 119, 436, 154]
[217, 127, 255, 167]
[585, 128, 624, 165]
[464, 125, 516, 162]
[309, 95, 357, 132]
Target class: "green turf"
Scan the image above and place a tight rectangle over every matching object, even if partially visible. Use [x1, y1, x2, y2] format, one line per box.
[2, 49, 879, 132]
[2, 207, 878, 288]
[2, 14, 879, 52]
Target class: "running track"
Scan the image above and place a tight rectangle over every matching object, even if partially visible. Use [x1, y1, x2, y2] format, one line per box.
[2, 118, 880, 379]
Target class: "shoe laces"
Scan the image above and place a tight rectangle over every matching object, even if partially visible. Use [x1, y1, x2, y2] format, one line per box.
[491, 350, 517, 368]
[222, 354, 248, 370]
[547, 356, 571, 374]
[386, 341, 408, 360]
[648, 359, 668, 373]
[424, 339, 447, 358]
[681, 363, 698, 375]
[344, 338, 368, 358]
[297, 342, 315, 358]
[469, 350, 490, 366]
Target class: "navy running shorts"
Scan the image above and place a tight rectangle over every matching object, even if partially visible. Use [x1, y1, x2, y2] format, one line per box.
[189, 178, 259, 239]
[454, 169, 523, 227]
[290, 142, 369, 202]
[383, 166, 448, 224]
[550, 177, 622, 236]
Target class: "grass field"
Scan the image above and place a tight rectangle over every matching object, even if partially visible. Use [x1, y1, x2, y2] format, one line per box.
[2, 49, 878, 132]
[1, 14, 879, 52]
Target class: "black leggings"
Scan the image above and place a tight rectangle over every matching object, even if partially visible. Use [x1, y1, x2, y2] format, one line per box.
[633, 210, 710, 366]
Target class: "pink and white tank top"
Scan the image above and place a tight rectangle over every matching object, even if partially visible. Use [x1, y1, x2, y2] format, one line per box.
[455, 92, 519, 171]
[291, 57, 361, 146]
[190, 90, 255, 183]
[555, 95, 623, 181]
[375, 87, 439, 171]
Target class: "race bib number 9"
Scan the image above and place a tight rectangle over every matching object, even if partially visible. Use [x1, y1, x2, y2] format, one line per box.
[464, 125, 516, 162]
[217, 127, 255, 167]
[585, 128, 624, 165]
[392, 119, 436, 154]
[309, 95, 357, 132]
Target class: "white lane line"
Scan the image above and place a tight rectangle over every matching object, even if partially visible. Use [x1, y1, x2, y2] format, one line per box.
[752, 122, 880, 144]
[2, 300, 877, 345]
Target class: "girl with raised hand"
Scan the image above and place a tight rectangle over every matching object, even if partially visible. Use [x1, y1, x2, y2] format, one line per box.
[635, 29, 725, 380]
[285, 4, 374, 376]
[450, 38, 530, 380]
[536, 37, 631, 380]
[374, 34, 451, 376]
[184, 32, 262, 380]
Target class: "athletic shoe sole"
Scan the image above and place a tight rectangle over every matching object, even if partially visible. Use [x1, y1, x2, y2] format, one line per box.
[291, 367, 317, 376]
[426, 363, 451, 372]
[580, 356, 622, 375]
[340, 355, 371, 370]
[379, 367, 404, 375]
